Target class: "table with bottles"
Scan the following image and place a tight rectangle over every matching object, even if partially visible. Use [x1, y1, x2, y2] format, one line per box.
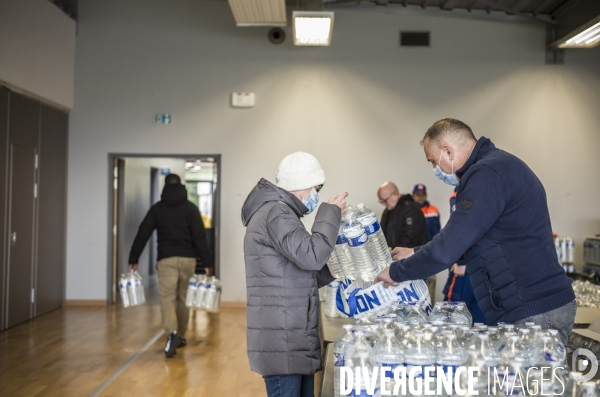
[320, 302, 355, 346]
[318, 299, 600, 397]
[573, 280, 600, 325]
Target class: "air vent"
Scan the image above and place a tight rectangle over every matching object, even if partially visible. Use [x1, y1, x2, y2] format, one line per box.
[400, 32, 430, 47]
[228, 0, 287, 27]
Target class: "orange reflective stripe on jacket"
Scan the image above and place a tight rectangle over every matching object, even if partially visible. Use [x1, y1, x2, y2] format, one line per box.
[420, 204, 439, 218]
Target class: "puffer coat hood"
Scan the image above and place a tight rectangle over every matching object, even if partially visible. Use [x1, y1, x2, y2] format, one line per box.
[241, 178, 339, 376]
[241, 178, 306, 226]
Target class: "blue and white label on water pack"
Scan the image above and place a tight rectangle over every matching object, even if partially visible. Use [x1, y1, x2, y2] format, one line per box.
[337, 235, 348, 245]
[440, 365, 460, 377]
[351, 388, 380, 397]
[334, 352, 344, 367]
[404, 364, 426, 379]
[378, 363, 402, 378]
[363, 221, 381, 235]
[347, 233, 368, 247]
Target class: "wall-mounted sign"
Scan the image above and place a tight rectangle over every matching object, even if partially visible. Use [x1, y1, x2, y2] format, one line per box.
[155, 114, 171, 124]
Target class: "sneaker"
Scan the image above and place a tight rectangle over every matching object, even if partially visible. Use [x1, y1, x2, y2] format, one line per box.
[177, 337, 187, 348]
[165, 331, 181, 358]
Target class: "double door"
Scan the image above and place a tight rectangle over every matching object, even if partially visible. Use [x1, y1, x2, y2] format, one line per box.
[0, 87, 68, 330]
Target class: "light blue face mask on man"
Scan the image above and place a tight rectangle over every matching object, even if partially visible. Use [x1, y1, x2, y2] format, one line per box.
[433, 149, 460, 186]
[302, 188, 319, 214]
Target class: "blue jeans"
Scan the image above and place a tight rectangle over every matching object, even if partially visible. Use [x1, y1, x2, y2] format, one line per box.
[263, 374, 314, 397]
[513, 300, 577, 345]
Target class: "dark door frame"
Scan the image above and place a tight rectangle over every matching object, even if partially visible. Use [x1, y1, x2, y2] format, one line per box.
[107, 153, 221, 305]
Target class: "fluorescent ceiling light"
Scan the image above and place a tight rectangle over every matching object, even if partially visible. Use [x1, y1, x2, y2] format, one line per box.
[293, 11, 334, 46]
[555, 17, 600, 49]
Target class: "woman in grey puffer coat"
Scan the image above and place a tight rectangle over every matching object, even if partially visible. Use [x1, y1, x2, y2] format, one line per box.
[241, 152, 348, 397]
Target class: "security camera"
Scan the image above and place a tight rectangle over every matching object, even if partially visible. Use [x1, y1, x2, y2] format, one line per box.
[268, 27, 285, 45]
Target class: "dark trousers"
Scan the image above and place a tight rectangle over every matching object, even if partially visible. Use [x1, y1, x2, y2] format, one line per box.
[263, 374, 314, 397]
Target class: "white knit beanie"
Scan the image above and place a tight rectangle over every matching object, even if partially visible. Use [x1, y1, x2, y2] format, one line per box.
[276, 152, 326, 192]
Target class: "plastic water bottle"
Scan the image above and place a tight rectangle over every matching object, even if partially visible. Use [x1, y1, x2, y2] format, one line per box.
[133, 271, 146, 304]
[193, 275, 207, 308]
[130, 271, 145, 304]
[119, 274, 131, 307]
[373, 330, 404, 383]
[404, 331, 434, 379]
[335, 223, 357, 280]
[436, 333, 466, 377]
[325, 280, 340, 318]
[327, 251, 345, 279]
[546, 329, 566, 365]
[334, 325, 354, 397]
[343, 216, 378, 281]
[185, 275, 199, 308]
[465, 334, 499, 366]
[127, 271, 139, 306]
[516, 328, 542, 366]
[538, 335, 565, 367]
[201, 276, 222, 312]
[343, 330, 372, 369]
[354, 203, 391, 271]
[349, 350, 380, 397]
[403, 303, 428, 325]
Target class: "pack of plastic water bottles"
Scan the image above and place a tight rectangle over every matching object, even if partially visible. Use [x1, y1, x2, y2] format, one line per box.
[335, 278, 432, 320]
[119, 270, 146, 307]
[185, 275, 222, 313]
[330, 300, 592, 397]
[327, 204, 392, 282]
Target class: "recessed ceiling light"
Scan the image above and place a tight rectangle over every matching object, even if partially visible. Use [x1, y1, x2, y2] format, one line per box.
[293, 11, 334, 46]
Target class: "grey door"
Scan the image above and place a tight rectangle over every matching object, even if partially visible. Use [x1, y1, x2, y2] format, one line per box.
[7, 144, 36, 328]
[36, 105, 67, 315]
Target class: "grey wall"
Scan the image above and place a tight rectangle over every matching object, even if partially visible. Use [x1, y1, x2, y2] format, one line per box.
[0, 0, 76, 109]
[67, 0, 600, 302]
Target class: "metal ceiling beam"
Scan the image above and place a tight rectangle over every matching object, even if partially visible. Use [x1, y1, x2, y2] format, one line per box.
[532, 0, 561, 14]
[513, 0, 539, 12]
[550, 0, 579, 17]
[440, 0, 462, 10]
[471, 0, 554, 23]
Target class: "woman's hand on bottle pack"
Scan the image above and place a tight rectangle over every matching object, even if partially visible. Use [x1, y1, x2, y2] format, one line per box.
[328, 191, 348, 212]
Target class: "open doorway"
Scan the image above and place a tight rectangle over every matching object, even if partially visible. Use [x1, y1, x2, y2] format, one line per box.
[108, 154, 221, 305]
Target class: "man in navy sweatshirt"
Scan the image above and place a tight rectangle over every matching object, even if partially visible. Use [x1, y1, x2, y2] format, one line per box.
[375, 118, 576, 343]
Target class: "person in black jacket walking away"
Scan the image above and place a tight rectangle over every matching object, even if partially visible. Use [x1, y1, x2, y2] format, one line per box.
[129, 173, 213, 358]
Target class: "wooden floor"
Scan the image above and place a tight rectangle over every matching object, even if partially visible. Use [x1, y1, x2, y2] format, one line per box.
[0, 304, 321, 396]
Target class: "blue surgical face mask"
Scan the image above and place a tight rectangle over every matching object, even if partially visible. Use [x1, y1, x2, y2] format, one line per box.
[433, 149, 460, 186]
[302, 188, 319, 214]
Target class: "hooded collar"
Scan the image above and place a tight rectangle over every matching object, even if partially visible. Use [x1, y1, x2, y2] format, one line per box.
[241, 178, 308, 226]
[456, 137, 496, 180]
[161, 184, 188, 206]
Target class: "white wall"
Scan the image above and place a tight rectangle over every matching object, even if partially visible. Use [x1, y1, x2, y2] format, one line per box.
[67, 0, 600, 302]
[0, 0, 76, 109]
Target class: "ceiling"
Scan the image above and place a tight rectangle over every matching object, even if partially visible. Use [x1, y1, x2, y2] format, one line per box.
[322, 0, 573, 19]
[47, 0, 600, 45]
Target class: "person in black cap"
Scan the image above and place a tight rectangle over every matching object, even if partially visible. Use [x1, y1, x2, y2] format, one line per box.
[129, 173, 213, 358]
[412, 184, 441, 242]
